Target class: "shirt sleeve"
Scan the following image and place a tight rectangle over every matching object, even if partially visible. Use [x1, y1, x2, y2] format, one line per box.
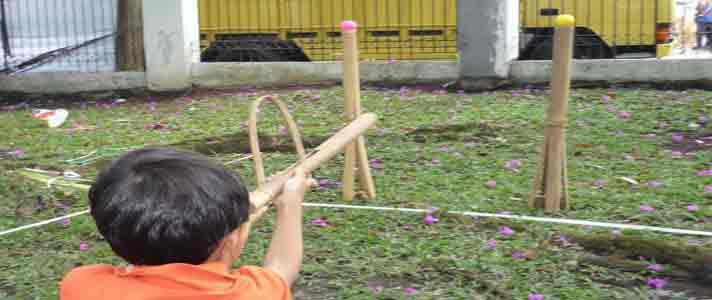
[236, 266, 292, 300]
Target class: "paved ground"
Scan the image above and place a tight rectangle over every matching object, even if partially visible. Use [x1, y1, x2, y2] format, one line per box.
[664, 47, 712, 59]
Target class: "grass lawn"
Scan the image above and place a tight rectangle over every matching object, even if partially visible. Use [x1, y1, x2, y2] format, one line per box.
[1, 85, 712, 299]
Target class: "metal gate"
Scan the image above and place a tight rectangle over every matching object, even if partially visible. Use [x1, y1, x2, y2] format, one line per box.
[0, 0, 139, 74]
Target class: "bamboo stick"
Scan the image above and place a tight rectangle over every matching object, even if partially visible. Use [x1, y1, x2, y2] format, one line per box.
[531, 15, 575, 213]
[249, 95, 307, 187]
[341, 20, 377, 200]
[340, 20, 360, 201]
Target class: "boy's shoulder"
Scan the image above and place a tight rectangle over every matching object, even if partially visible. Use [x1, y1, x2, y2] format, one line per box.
[60, 264, 292, 300]
[62, 264, 115, 282]
[59, 264, 118, 299]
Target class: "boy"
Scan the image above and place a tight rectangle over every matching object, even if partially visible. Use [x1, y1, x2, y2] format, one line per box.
[60, 147, 314, 299]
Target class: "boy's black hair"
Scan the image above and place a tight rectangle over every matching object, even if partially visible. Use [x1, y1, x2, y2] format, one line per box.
[89, 147, 251, 266]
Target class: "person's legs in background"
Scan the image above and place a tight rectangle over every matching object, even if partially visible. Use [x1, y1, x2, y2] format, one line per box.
[697, 21, 706, 49]
[705, 24, 712, 48]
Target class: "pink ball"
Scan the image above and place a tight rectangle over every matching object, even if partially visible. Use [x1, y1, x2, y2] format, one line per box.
[340, 20, 358, 32]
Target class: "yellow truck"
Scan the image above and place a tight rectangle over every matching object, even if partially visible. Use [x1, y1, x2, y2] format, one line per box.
[520, 0, 674, 59]
[198, 0, 673, 62]
[198, 0, 457, 62]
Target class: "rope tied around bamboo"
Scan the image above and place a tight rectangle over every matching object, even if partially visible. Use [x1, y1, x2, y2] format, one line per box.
[546, 120, 569, 128]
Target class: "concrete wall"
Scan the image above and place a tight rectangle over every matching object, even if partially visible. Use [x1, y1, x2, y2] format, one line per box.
[192, 61, 459, 88]
[141, 0, 199, 91]
[510, 59, 712, 84]
[5, 0, 712, 96]
[0, 72, 146, 94]
[458, 0, 519, 90]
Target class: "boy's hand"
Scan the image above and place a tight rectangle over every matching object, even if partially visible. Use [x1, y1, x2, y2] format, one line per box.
[274, 168, 316, 208]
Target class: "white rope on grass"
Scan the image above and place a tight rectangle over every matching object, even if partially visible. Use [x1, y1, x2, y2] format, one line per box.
[0, 209, 90, 237]
[302, 203, 712, 237]
[2, 204, 712, 238]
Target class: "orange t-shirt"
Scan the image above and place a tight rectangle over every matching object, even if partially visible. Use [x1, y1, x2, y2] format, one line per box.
[59, 262, 292, 300]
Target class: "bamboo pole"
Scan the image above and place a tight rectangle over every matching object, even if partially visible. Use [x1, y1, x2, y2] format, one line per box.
[340, 20, 376, 200]
[530, 15, 574, 213]
[116, 0, 145, 71]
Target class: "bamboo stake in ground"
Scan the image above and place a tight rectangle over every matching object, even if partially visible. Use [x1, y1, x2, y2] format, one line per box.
[340, 20, 376, 200]
[530, 15, 575, 213]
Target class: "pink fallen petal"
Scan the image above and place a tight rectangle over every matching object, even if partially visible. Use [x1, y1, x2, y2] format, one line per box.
[310, 218, 330, 227]
[59, 218, 71, 227]
[370, 159, 385, 170]
[705, 185, 712, 193]
[485, 180, 497, 189]
[697, 169, 712, 177]
[8, 149, 25, 159]
[647, 277, 668, 289]
[688, 204, 700, 212]
[647, 181, 664, 188]
[640, 205, 656, 212]
[505, 160, 522, 171]
[528, 293, 545, 300]
[499, 226, 515, 237]
[486, 239, 498, 250]
[617, 111, 632, 119]
[403, 287, 418, 295]
[368, 283, 384, 294]
[511, 251, 527, 260]
[423, 214, 439, 225]
[647, 264, 664, 273]
[79, 241, 90, 251]
[671, 133, 685, 143]
[592, 179, 607, 188]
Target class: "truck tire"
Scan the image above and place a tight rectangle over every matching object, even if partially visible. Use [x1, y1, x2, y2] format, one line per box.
[201, 38, 311, 62]
[521, 35, 613, 60]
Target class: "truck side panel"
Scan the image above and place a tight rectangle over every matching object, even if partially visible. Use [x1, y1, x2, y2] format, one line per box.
[520, 0, 663, 47]
[199, 0, 457, 61]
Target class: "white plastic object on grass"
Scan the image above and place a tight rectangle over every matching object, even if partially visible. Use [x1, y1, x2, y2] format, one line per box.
[31, 109, 69, 128]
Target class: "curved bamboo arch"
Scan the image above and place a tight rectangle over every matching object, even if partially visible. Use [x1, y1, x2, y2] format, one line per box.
[248, 95, 307, 188]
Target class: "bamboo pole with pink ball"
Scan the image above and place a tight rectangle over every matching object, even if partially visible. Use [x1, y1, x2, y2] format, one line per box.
[340, 20, 376, 201]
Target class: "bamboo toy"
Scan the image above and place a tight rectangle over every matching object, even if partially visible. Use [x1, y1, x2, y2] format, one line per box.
[529, 15, 575, 213]
[17, 112, 378, 229]
[248, 113, 378, 222]
[340, 20, 376, 201]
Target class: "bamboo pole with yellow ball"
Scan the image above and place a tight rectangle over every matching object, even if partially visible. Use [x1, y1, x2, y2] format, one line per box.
[529, 15, 575, 213]
[340, 20, 377, 201]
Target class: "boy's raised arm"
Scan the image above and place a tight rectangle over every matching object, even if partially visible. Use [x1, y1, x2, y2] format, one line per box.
[263, 168, 313, 286]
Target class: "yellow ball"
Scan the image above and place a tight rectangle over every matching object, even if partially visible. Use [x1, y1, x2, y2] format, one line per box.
[555, 15, 575, 28]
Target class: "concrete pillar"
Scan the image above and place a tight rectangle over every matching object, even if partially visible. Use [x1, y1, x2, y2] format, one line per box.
[142, 0, 200, 92]
[457, 0, 519, 91]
